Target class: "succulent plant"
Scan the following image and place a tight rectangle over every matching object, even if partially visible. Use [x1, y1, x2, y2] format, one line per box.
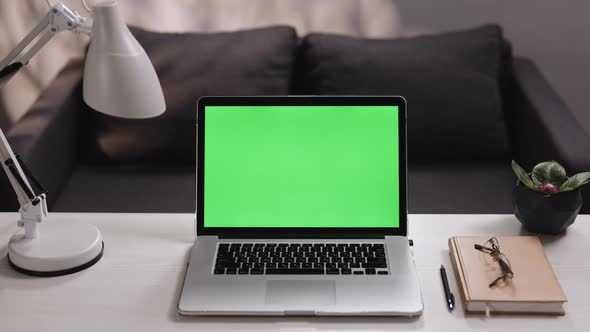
[511, 160, 590, 194]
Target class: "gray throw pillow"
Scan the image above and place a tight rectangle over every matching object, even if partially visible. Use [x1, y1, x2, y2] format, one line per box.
[295, 25, 512, 163]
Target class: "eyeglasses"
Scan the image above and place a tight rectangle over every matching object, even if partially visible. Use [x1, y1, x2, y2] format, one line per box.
[474, 237, 514, 288]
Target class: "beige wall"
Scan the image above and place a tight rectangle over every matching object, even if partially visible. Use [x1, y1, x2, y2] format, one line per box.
[0, 0, 84, 127]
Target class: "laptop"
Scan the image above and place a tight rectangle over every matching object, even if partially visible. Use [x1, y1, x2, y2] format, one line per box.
[178, 96, 423, 316]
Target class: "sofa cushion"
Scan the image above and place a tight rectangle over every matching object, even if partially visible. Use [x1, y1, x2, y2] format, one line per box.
[85, 26, 298, 165]
[295, 25, 512, 163]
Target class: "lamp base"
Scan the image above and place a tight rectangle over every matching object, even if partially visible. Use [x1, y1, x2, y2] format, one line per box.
[7, 219, 104, 277]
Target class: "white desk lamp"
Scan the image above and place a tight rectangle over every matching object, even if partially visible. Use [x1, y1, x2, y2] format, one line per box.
[0, 1, 165, 276]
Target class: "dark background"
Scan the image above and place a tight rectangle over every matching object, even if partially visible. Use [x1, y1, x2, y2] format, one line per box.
[393, 0, 590, 135]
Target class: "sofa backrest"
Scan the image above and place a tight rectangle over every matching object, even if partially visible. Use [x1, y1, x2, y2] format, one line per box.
[78, 25, 514, 166]
[0, 96, 9, 131]
[294, 25, 513, 163]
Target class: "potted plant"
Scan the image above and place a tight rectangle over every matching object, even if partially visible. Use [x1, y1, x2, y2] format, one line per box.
[511, 160, 590, 234]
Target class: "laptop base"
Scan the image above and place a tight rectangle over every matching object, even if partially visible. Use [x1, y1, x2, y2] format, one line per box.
[178, 236, 423, 316]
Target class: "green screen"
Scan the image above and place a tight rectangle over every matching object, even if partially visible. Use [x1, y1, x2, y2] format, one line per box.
[203, 105, 399, 228]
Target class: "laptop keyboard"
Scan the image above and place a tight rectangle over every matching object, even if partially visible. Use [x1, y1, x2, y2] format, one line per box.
[213, 243, 388, 275]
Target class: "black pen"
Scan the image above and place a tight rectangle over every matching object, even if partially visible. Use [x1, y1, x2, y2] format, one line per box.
[440, 264, 455, 312]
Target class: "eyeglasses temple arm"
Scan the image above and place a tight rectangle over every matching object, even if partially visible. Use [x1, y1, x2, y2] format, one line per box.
[474, 244, 494, 253]
[498, 257, 513, 275]
[489, 275, 505, 288]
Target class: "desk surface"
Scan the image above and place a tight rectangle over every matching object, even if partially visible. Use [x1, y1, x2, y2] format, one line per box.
[0, 213, 588, 331]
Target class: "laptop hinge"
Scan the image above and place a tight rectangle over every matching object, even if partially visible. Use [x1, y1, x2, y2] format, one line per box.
[218, 233, 386, 239]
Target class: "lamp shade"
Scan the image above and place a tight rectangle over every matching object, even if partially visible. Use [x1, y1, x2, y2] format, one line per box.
[83, 2, 165, 119]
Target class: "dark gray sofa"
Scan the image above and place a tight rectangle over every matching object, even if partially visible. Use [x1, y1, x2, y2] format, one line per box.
[1, 26, 588, 214]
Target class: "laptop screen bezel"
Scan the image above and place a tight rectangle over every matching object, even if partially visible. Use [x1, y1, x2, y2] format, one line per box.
[196, 96, 407, 238]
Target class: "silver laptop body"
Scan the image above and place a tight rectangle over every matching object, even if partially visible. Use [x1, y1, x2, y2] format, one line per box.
[178, 96, 423, 316]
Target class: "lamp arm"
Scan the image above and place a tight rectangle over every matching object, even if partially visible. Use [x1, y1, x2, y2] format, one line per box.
[18, 30, 56, 67]
[0, 130, 34, 207]
[0, 128, 48, 239]
[0, 3, 89, 238]
[0, 4, 89, 70]
[0, 12, 51, 69]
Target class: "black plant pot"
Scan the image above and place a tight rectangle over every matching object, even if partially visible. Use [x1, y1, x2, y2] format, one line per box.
[512, 182, 583, 234]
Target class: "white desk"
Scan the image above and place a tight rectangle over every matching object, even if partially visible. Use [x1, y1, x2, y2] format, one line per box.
[0, 213, 588, 331]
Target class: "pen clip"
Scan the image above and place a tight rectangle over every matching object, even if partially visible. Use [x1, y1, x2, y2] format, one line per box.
[449, 293, 455, 311]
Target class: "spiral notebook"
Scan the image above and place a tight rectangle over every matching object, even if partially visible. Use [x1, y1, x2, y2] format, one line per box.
[448, 236, 567, 315]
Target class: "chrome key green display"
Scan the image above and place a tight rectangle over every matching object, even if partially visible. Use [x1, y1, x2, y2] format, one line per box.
[204, 105, 399, 228]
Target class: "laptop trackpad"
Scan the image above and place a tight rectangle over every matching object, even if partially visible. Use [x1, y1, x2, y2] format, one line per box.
[265, 280, 336, 306]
